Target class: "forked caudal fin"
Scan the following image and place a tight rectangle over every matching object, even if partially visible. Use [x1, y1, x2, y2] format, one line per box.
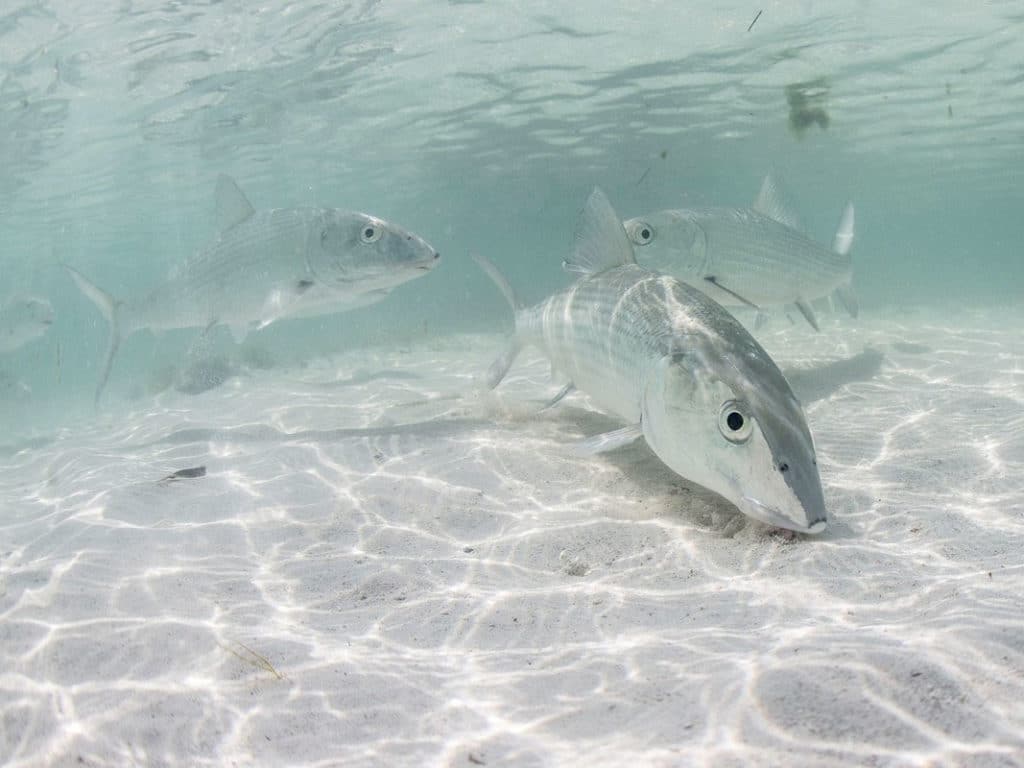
[472, 254, 523, 389]
[832, 202, 858, 318]
[832, 202, 855, 256]
[64, 265, 121, 405]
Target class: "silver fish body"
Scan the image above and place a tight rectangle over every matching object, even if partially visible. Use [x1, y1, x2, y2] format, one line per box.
[477, 189, 828, 534]
[126, 206, 437, 335]
[67, 175, 439, 402]
[0, 296, 54, 353]
[624, 176, 856, 329]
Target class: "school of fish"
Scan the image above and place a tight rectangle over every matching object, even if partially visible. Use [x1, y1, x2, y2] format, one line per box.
[6, 173, 860, 534]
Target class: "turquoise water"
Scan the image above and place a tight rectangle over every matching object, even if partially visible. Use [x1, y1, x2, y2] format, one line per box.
[3, 3, 1024, 766]
[3, 1, 1022, 418]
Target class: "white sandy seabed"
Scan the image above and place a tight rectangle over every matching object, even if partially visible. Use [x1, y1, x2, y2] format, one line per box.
[1, 305, 1023, 768]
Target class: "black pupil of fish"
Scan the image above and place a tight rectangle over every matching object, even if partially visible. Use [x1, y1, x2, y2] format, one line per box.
[726, 411, 744, 431]
[641, 228, 651, 240]
[364, 227, 374, 239]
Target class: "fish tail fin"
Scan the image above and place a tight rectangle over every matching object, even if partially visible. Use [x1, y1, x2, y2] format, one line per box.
[472, 253, 523, 388]
[831, 202, 857, 318]
[472, 253, 522, 313]
[832, 202, 855, 256]
[64, 265, 122, 404]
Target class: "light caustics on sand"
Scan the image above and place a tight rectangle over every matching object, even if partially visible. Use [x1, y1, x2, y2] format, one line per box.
[2, 311, 1024, 766]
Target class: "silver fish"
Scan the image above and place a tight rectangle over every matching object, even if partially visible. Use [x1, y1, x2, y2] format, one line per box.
[475, 188, 828, 534]
[67, 175, 440, 402]
[0, 296, 55, 353]
[623, 175, 856, 330]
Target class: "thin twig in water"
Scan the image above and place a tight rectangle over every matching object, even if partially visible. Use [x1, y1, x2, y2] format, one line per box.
[748, 9, 763, 31]
[636, 166, 650, 186]
[223, 641, 288, 681]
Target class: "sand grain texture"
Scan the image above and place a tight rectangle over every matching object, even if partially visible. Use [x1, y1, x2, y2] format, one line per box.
[1, 308, 1023, 767]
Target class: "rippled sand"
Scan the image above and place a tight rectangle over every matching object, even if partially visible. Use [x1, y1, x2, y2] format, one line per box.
[2, 307, 1023, 767]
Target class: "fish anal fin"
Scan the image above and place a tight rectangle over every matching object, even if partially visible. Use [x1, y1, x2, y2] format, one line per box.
[215, 174, 256, 231]
[834, 283, 859, 318]
[563, 188, 636, 275]
[793, 298, 821, 331]
[704, 276, 760, 310]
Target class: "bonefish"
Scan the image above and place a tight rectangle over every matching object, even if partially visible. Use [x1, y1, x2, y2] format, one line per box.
[624, 175, 856, 330]
[67, 175, 439, 402]
[475, 188, 828, 533]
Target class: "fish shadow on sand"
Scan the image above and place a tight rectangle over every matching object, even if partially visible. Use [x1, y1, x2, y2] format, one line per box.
[309, 369, 423, 389]
[782, 348, 885, 404]
[146, 417, 492, 448]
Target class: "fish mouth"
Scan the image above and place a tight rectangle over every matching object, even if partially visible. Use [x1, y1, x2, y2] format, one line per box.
[415, 252, 441, 270]
[742, 495, 827, 535]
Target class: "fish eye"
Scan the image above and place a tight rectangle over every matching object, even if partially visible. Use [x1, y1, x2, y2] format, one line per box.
[360, 223, 383, 244]
[779, 462, 790, 473]
[718, 400, 753, 443]
[626, 220, 654, 246]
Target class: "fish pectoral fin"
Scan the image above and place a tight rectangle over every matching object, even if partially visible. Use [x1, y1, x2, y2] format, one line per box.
[704, 276, 760, 310]
[540, 382, 575, 412]
[227, 323, 249, 344]
[793, 298, 821, 331]
[563, 188, 636, 275]
[259, 287, 301, 329]
[573, 424, 643, 455]
[215, 174, 256, 231]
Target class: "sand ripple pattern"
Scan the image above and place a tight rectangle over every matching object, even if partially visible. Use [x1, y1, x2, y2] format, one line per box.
[2, 310, 1023, 766]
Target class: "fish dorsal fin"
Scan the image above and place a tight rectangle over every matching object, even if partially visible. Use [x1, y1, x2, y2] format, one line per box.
[215, 174, 256, 231]
[753, 174, 804, 232]
[563, 187, 636, 275]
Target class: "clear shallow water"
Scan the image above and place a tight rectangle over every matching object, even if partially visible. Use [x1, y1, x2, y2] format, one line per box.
[2, 2, 1024, 766]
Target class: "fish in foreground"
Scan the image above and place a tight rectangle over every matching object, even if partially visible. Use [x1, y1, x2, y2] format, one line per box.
[0, 296, 55, 353]
[474, 188, 828, 534]
[623, 175, 856, 331]
[66, 175, 440, 403]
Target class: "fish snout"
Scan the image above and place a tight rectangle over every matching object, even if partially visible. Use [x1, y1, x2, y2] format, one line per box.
[417, 251, 441, 269]
[742, 495, 827, 535]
